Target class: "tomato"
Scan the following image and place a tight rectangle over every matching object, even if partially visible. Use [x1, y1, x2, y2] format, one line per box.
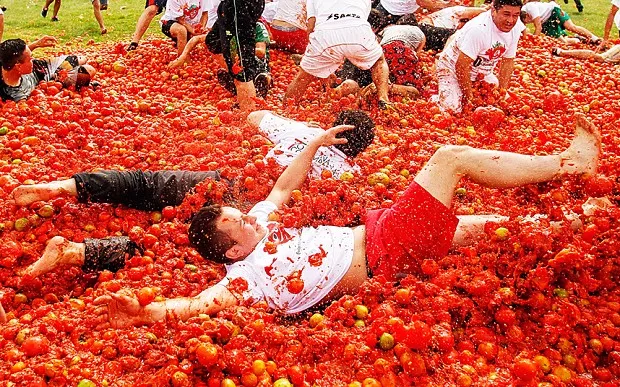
[21, 336, 50, 357]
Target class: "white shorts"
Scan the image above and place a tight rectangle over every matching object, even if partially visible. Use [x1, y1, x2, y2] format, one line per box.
[602, 44, 620, 63]
[301, 25, 384, 79]
[434, 68, 498, 113]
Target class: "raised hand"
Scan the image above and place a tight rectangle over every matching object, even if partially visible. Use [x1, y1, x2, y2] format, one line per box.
[314, 124, 354, 147]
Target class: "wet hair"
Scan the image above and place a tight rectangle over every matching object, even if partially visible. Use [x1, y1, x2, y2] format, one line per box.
[520, 10, 528, 23]
[493, 0, 523, 10]
[0, 39, 27, 71]
[368, 8, 390, 32]
[332, 110, 375, 158]
[396, 14, 419, 27]
[188, 204, 235, 264]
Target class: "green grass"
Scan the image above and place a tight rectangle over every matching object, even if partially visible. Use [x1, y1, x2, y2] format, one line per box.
[1, 0, 159, 46]
[1, 0, 617, 48]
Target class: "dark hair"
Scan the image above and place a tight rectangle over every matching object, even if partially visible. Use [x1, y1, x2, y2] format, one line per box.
[188, 204, 235, 264]
[332, 110, 375, 158]
[519, 10, 528, 23]
[492, 0, 523, 10]
[368, 9, 391, 32]
[0, 39, 27, 71]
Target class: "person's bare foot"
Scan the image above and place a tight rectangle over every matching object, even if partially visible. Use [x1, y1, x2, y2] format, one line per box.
[21, 236, 83, 278]
[560, 113, 601, 176]
[11, 180, 76, 206]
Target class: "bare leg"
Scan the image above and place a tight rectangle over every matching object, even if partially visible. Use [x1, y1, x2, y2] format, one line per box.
[11, 179, 77, 206]
[169, 23, 189, 56]
[452, 215, 509, 246]
[369, 55, 390, 104]
[555, 47, 605, 62]
[52, 0, 62, 19]
[42, 0, 54, 16]
[92, 0, 107, 34]
[390, 84, 420, 99]
[283, 69, 316, 104]
[21, 237, 85, 278]
[235, 80, 257, 113]
[414, 114, 600, 207]
[169, 34, 207, 68]
[131, 5, 159, 44]
[563, 20, 599, 41]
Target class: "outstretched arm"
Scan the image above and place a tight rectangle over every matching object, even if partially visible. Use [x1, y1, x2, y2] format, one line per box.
[92, 285, 238, 328]
[265, 125, 353, 208]
[28, 36, 58, 51]
[455, 50, 474, 101]
[169, 34, 207, 68]
[532, 17, 542, 35]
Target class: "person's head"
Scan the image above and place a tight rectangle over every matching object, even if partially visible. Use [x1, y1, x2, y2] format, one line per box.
[519, 10, 532, 24]
[332, 110, 375, 158]
[0, 39, 32, 74]
[368, 8, 390, 32]
[189, 204, 265, 263]
[491, 0, 523, 32]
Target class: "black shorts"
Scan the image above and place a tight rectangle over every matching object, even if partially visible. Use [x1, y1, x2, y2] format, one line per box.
[161, 20, 191, 42]
[72, 170, 221, 211]
[336, 60, 373, 87]
[146, 0, 167, 14]
[83, 237, 142, 273]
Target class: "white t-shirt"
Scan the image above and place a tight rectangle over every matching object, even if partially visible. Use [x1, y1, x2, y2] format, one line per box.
[307, 0, 371, 30]
[204, 0, 221, 29]
[380, 25, 425, 51]
[274, 0, 307, 30]
[437, 10, 525, 80]
[262, 2, 278, 24]
[380, 0, 420, 16]
[522, 1, 559, 24]
[259, 113, 360, 179]
[161, 0, 208, 26]
[217, 201, 355, 314]
[428, 6, 467, 29]
[613, 0, 620, 30]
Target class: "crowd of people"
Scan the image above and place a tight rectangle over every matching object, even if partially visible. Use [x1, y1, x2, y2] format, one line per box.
[0, 0, 617, 324]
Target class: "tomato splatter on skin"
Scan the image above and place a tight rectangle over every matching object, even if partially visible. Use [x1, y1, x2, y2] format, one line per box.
[308, 245, 327, 267]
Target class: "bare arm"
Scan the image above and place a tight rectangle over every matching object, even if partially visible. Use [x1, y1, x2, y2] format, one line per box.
[532, 17, 542, 35]
[0, 14, 4, 42]
[603, 5, 618, 41]
[169, 34, 206, 67]
[307, 17, 316, 36]
[497, 57, 515, 90]
[93, 285, 238, 328]
[199, 11, 209, 32]
[455, 50, 474, 101]
[417, 0, 450, 12]
[265, 125, 353, 208]
[28, 36, 58, 51]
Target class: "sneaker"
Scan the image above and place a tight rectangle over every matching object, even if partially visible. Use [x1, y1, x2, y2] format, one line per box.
[1, 6, 7, 12]
[216, 70, 237, 95]
[51, 17, 59, 22]
[127, 42, 139, 51]
[41, 8, 48, 17]
[100, 0, 108, 10]
[254, 73, 271, 99]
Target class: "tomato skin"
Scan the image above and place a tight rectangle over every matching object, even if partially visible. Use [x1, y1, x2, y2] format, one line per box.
[22, 336, 50, 357]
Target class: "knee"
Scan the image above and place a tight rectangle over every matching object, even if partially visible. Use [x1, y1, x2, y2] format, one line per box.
[145, 6, 158, 18]
[83, 64, 97, 77]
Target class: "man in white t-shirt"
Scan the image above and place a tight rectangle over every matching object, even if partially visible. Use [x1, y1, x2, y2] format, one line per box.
[283, 0, 392, 109]
[89, 113, 601, 326]
[520, 1, 599, 44]
[160, 0, 209, 55]
[264, 0, 309, 54]
[434, 0, 525, 113]
[247, 110, 375, 179]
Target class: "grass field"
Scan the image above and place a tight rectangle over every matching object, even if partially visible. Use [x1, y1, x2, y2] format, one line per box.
[1, 0, 617, 48]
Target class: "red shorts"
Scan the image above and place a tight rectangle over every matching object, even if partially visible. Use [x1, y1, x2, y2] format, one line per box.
[365, 181, 459, 280]
[266, 24, 308, 54]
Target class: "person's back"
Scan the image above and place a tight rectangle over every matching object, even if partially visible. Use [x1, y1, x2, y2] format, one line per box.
[308, 0, 371, 31]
